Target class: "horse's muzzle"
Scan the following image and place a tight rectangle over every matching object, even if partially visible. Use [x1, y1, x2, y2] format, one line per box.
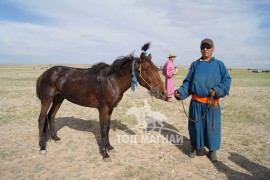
[149, 88, 167, 100]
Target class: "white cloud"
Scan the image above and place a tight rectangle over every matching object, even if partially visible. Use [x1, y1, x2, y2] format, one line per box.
[0, 0, 269, 68]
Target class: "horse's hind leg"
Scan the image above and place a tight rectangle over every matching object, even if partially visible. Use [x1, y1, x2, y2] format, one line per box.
[38, 100, 52, 155]
[47, 95, 64, 142]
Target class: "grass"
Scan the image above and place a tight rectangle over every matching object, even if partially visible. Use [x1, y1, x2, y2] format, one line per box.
[229, 69, 270, 87]
[1, 65, 269, 127]
[0, 65, 269, 129]
[0, 64, 269, 179]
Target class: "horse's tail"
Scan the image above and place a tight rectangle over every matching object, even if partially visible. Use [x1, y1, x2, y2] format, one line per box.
[36, 72, 51, 141]
[36, 76, 41, 100]
[141, 42, 151, 52]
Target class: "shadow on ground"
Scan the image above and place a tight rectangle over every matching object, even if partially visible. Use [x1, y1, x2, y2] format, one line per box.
[54, 117, 134, 149]
[54, 117, 270, 178]
[212, 152, 270, 179]
[147, 121, 270, 179]
[145, 121, 191, 156]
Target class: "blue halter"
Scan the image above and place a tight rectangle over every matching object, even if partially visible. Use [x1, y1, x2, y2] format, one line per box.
[130, 51, 147, 92]
[131, 59, 138, 92]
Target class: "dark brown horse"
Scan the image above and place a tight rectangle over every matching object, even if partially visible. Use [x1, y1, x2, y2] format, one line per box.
[36, 42, 166, 159]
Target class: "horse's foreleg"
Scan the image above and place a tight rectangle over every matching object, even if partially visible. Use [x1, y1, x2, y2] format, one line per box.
[105, 109, 114, 151]
[47, 95, 64, 142]
[100, 124, 110, 159]
[99, 107, 113, 159]
[106, 127, 114, 151]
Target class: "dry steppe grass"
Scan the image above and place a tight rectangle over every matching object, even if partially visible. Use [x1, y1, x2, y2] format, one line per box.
[0, 64, 269, 179]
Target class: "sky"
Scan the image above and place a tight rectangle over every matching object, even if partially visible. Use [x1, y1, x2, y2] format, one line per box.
[0, 0, 270, 68]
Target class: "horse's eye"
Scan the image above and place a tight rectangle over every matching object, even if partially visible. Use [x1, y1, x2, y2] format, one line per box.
[147, 70, 151, 74]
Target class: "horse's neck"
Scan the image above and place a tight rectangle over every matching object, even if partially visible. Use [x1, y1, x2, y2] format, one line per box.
[112, 66, 133, 94]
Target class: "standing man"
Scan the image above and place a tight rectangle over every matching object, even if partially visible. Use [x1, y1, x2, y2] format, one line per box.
[174, 39, 231, 162]
[163, 53, 177, 102]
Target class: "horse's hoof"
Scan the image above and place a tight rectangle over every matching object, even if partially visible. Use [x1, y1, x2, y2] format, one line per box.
[52, 136, 61, 141]
[102, 151, 110, 160]
[103, 157, 112, 162]
[108, 148, 115, 152]
[107, 145, 114, 151]
[39, 150, 47, 155]
[55, 140, 62, 144]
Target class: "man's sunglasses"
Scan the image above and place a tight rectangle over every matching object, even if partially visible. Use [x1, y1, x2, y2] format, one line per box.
[200, 45, 212, 50]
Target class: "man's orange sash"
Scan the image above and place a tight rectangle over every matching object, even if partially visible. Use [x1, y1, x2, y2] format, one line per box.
[191, 94, 219, 107]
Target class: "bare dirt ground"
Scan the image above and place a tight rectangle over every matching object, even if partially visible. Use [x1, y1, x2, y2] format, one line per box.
[0, 65, 269, 179]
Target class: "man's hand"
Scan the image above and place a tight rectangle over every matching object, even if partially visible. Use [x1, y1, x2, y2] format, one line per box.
[210, 88, 216, 98]
[174, 90, 181, 99]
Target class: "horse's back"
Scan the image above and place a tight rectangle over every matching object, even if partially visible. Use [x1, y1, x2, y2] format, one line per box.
[36, 65, 105, 107]
[36, 66, 89, 98]
[38, 66, 91, 82]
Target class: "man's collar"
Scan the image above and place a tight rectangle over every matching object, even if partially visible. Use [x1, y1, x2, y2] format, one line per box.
[199, 57, 215, 62]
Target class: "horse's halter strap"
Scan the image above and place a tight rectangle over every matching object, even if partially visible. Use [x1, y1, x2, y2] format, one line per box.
[131, 59, 138, 92]
[131, 57, 160, 93]
[138, 64, 155, 90]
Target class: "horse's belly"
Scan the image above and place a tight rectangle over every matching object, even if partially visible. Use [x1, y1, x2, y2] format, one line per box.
[65, 95, 99, 108]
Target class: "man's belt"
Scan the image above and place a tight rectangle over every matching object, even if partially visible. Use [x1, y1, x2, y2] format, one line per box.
[191, 93, 218, 130]
[191, 94, 219, 108]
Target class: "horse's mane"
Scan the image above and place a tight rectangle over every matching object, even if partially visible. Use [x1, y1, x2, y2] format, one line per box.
[89, 54, 137, 77]
[89, 42, 150, 78]
[109, 54, 137, 75]
[89, 63, 110, 77]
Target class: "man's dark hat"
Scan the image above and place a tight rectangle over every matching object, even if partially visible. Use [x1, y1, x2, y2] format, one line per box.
[201, 38, 214, 46]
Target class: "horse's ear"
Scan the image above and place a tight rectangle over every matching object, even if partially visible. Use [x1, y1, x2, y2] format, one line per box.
[148, 53, 152, 61]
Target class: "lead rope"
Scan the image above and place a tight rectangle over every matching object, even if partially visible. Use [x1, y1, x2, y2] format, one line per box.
[180, 99, 211, 123]
[180, 96, 216, 130]
[210, 96, 215, 130]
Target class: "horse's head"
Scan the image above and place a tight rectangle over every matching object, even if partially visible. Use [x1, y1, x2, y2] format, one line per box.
[136, 48, 167, 100]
